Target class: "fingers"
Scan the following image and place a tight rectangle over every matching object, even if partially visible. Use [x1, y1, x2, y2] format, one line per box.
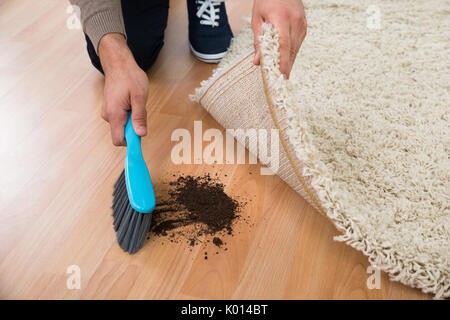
[101, 93, 147, 146]
[130, 91, 148, 137]
[253, 0, 307, 79]
[251, 16, 263, 66]
[272, 18, 291, 78]
[102, 104, 128, 146]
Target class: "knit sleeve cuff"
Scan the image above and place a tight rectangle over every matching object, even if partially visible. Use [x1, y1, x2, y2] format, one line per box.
[84, 7, 126, 54]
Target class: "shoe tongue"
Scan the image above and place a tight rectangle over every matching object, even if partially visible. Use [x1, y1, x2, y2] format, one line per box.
[196, 0, 224, 27]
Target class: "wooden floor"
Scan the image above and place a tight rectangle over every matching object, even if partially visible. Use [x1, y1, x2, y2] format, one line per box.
[0, 0, 428, 299]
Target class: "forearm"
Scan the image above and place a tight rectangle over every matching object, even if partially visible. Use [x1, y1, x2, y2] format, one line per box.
[98, 33, 136, 75]
[69, 0, 126, 53]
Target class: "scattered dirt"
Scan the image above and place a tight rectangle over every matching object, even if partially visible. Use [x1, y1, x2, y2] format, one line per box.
[149, 174, 249, 256]
[212, 237, 223, 247]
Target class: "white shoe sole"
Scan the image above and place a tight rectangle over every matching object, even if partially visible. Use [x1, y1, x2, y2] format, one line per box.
[189, 43, 227, 63]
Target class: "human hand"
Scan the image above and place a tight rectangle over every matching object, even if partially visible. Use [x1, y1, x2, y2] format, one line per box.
[98, 33, 149, 146]
[251, 0, 307, 79]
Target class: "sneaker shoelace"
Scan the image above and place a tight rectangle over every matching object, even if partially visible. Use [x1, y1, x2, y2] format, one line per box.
[196, 0, 224, 27]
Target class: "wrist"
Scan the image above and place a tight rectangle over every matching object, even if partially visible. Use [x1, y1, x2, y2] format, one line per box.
[98, 33, 135, 74]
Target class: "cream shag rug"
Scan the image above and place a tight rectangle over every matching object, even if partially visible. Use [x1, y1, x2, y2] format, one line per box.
[192, 0, 449, 298]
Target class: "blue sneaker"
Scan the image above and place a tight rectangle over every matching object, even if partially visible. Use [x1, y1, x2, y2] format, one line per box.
[187, 0, 233, 63]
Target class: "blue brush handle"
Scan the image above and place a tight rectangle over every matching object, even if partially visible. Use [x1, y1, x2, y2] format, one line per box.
[124, 112, 155, 213]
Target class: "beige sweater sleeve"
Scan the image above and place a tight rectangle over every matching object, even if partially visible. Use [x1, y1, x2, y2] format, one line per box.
[69, 0, 126, 53]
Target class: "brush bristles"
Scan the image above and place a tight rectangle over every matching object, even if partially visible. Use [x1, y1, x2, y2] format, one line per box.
[112, 170, 152, 254]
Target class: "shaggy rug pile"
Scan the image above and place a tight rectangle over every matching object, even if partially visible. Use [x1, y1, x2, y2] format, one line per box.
[192, 0, 449, 298]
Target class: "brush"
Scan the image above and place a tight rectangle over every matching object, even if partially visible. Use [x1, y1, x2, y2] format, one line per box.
[112, 112, 156, 254]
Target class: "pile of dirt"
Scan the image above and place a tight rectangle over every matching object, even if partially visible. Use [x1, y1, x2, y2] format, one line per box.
[148, 174, 246, 252]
